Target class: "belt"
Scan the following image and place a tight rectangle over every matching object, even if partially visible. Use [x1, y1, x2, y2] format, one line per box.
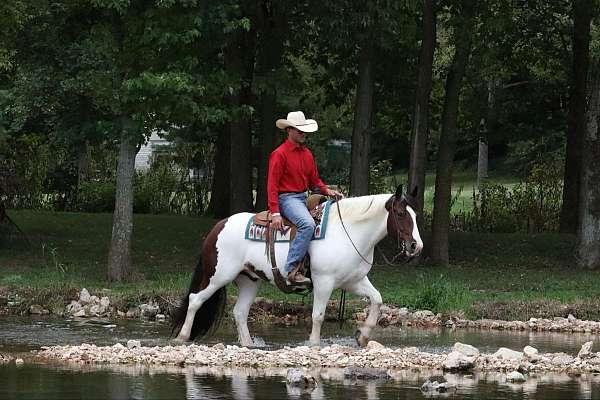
[279, 190, 307, 194]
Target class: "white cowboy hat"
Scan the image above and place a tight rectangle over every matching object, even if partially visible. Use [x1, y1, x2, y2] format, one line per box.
[275, 111, 318, 133]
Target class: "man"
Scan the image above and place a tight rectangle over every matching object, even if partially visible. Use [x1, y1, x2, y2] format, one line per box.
[267, 111, 343, 285]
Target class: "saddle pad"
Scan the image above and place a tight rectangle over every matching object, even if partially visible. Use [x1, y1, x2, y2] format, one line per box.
[245, 201, 332, 242]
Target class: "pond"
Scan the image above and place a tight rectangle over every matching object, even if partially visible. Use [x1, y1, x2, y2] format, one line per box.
[2, 316, 600, 399]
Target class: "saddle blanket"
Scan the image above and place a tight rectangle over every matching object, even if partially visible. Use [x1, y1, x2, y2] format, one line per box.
[245, 201, 332, 242]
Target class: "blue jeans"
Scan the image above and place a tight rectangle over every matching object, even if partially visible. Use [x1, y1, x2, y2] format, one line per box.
[278, 192, 316, 274]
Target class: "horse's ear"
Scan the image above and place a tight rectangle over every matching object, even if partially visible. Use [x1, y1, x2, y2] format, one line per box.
[395, 184, 403, 197]
[411, 185, 418, 198]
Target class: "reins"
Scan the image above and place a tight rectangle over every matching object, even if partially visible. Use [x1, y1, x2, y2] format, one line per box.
[334, 198, 374, 266]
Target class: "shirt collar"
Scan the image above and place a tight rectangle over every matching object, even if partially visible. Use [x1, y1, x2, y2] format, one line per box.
[284, 139, 305, 151]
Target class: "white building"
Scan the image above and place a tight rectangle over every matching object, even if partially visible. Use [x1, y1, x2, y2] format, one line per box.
[135, 131, 170, 171]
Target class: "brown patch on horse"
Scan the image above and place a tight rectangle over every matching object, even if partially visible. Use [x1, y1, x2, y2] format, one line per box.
[193, 218, 228, 291]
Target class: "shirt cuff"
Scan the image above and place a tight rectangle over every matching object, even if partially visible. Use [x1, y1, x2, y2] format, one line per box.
[271, 212, 280, 216]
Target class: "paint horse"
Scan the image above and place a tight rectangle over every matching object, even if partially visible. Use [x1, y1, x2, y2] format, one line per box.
[172, 185, 423, 347]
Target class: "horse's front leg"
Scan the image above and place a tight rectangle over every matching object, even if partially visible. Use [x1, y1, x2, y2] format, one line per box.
[309, 278, 335, 347]
[346, 277, 382, 347]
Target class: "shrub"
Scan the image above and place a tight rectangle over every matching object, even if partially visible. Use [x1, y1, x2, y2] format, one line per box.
[75, 180, 115, 212]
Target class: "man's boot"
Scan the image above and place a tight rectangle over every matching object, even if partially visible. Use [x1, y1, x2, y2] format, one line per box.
[287, 270, 310, 285]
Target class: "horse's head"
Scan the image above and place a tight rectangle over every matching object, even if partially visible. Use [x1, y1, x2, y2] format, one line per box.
[385, 185, 423, 258]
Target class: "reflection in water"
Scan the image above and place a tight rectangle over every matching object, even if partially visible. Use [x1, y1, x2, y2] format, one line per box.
[2, 361, 600, 399]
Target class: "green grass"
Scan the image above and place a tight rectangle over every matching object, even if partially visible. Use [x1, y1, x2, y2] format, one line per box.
[3, 209, 599, 320]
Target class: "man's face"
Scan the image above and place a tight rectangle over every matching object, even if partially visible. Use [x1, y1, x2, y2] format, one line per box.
[287, 127, 306, 144]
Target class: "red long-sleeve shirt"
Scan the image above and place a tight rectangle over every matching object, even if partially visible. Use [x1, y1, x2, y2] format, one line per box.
[267, 139, 328, 213]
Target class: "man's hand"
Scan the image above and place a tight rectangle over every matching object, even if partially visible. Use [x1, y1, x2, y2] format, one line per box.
[271, 214, 284, 231]
[325, 188, 344, 199]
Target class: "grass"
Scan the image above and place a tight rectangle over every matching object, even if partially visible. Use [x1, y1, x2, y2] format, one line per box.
[3, 209, 600, 321]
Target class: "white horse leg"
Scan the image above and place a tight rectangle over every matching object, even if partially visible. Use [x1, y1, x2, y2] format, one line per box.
[233, 274, 261, 347]
[177, 281, 224, 341]
[309, 278, 335, 347]
[346, 277, 382, 347]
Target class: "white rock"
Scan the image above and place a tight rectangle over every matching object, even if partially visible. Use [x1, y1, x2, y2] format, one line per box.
[443, 351, 475, 371]
[79, 288, 91, 304]
[506, 371, 526, 382]
[15, 358, 24, 365]
[366, 341, 385, 351]
[523, 345, 540, 361]
[493, 348, 523, 360]
[578, 341, 594, 358]
[127, 340, 141, 349]
[100, 297, 110, 308]
[73, 310, 86, 318]
[453, 342, 480, 357]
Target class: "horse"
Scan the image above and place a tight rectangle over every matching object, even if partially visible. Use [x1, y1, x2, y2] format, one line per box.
[171, 185, 423, 348]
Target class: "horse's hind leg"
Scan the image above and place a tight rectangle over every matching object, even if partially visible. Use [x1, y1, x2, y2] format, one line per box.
[177, 281, 225, 341]
[346, 277, 382, 347]
[233, 274, 261, 347]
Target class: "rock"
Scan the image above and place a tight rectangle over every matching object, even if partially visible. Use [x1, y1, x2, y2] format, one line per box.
[127, 340, 141, 349]
[15, 358, 24, 365]
[29, 304, 49, 315]
[523, 346, 539, 359]
[568, 314, 577, 322]
[366, 341, 385, 351]
[413, 310, 435, 319]
[140, 303, 160, 318]
[155, 314, 166, 321]
[88, 305, 102, 316]
[100, 297, 110, 308]
[126, 308, 140, 318]
[493, 348, 523, 360]
[89, 295, 99, 304]
[551, 353, 574, 366]
[507, 371, 526, 382]
[421, 377, 456, 394]
[453, 342, 480, 357]
[343, 367, 390, 380]
[0, 353, 13, 363]
[73, 310, 86, 318]
[79, 288, 91, 304]
[443, 351, 475, 371]
[286, 368, 317, 388]
[578, 341, 594, 358]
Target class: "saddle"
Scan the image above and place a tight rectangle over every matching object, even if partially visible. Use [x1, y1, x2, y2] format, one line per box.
[255, 194, 327, 294]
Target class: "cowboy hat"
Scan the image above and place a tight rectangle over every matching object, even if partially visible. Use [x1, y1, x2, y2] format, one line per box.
[275, 111, 318, 133]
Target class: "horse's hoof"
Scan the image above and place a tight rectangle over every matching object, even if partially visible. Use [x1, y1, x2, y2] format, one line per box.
[354, 330, 368, 348]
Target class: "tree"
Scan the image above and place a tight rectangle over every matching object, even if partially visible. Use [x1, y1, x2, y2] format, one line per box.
[560, 0, 593, 233]
[429, 1, 476, 265]
[408, 0, 437, 217]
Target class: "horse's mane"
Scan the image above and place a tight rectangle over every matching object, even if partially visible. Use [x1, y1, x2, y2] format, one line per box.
[328, 194, 391, 223]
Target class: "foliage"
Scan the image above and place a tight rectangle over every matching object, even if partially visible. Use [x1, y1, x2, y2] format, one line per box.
[405, 274, 473, 314]
[464, 160, 563, 232]
[369, 159, 393, 194]
[75, 180, 116, 213]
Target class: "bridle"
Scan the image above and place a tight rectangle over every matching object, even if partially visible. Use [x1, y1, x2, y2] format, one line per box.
[335, 193, 416, 266]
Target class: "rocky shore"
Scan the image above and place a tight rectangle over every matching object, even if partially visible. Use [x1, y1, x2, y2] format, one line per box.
[13, 288, 600, 336]
[34, 338, 600, 376]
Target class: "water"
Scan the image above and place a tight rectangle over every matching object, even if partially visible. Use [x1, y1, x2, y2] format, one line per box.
[2, 316, 600, 399]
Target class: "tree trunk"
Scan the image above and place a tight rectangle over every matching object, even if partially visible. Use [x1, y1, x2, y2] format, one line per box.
[107, 122, 136, 282]
[408, 0, 437, 219]
[576, 61, 600, 268]
[429, 2, 474, 265]
[255, 2, 285, 211]
[477, 139, 488, 186]
[350, 40, 375, 196]
[478, 80, 498, 187]
[206, 126, 231, 218]
[226, 4, 257, 214]
[560, 0, 592, 233]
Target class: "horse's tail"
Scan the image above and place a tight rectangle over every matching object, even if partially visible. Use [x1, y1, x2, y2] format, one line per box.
[170, 257, 227, 340]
